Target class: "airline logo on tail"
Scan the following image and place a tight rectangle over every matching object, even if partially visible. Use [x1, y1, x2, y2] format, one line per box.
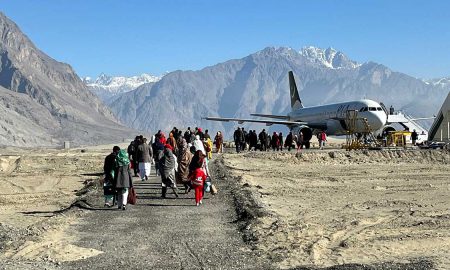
[289, 71, 303, 110]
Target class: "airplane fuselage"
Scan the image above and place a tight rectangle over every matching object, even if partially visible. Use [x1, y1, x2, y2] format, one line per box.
[288, 99, 387, 135]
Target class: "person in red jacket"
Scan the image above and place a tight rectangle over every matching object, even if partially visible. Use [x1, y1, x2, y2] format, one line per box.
[190, 165, 207, 206]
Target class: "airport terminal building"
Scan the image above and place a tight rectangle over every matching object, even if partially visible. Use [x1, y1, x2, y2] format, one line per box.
[429, 91, 450, 142]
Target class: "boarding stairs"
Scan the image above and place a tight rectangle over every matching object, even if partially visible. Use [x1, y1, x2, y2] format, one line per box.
[344, 110, 380, 150]
[387, 111, 428, 143]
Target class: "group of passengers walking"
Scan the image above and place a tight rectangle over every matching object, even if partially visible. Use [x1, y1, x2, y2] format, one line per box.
[104, 127, 223, 209]
[233, 127, 327, 153]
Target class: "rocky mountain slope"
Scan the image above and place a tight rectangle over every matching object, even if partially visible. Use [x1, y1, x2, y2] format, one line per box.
[109, 46, 448, 138]
[0, 12, 132, 147]
[82, 73, 162, 103]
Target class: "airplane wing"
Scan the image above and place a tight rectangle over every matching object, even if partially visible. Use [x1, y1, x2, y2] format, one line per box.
[203, 117, 306, 126]
[204, 117, 328, 130]
[250, 113, 289, 120]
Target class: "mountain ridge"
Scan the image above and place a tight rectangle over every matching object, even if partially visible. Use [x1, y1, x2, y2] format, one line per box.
[108, 46, 448, 138]
[0, 12, 133, 146]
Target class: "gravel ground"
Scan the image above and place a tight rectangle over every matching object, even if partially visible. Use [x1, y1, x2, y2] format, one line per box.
[58, 159, 271, 270]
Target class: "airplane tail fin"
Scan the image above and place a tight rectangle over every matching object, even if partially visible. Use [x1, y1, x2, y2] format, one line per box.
[289, 71, 303, 110]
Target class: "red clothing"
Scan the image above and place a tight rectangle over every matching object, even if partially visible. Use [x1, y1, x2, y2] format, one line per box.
[190, 168, 207, 204]
[194, 186, 203, 204]
[320, 132, 327, 141]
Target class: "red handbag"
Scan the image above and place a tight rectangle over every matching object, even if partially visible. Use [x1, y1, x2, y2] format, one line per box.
[127, 187, 137, 205]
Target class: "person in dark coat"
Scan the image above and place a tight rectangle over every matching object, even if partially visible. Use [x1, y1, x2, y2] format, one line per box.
[113, 149, 133, 210]
[411, 129, 418, 145]
[279, 132, 284, 151]
[128, 137, 139, 177]
[241, 128, 248, 151]
[103, 146, 120, 207]
[152, 138, 165, 176]
[250, 130, 258, 151]
[159, 144, 179, 198]
[285, 131, 294, 151]
[233, 127, 244, 153]
[184, 127, 192, 144]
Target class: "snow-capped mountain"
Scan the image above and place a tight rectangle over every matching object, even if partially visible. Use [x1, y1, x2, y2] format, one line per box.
[107, 46, 447, 137]
[82, 73, 164, 102]
[426, 77, 450, 89]
[300, 46, 360, 69]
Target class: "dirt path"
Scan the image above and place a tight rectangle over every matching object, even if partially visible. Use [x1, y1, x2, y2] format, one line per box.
[57, 161, 270, 270]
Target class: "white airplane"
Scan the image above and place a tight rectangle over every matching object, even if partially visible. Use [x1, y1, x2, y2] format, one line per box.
[205, 71, 388, 147]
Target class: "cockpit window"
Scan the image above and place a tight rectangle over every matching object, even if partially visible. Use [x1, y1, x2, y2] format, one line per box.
[376, 107, 382, 111]
[369, 107, 376, 111]
[360, 107, 368, 112]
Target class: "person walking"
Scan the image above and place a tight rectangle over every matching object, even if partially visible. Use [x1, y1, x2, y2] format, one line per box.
[250, 130, 258, 151]
[285, 131, 293, 151]
[168, 132, 178, 154]
[241, 128, 248, 151]
[297, 132, 304, 152]
[103, 146, 120, 207]
[137, 137, 153, 181]
[271, 132, 280, 151]
[233, 127, 244, 153]
[279, 132, 284, 151]
[128, 137, 139, 177]
[177, 138, 193, 194]
[113, 149, 133, 210]
[214, 131, 224, 153]
[193, 135, 206, 155]
[184, 127, 192, 144]
[189, 150, 208, 206]
[411, 129, 418, 145]
[319, 131, 327, 150]
[204, 137, 213, 160]
[258, 129, 267, 151]
[152, 137, 165, 176]
[159, 144, 179, 198]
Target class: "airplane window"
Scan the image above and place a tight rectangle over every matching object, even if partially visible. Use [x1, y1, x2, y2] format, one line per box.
[359, 107, 365, 112]
[363, 107, 368, 111]
[369, 107, 376, 111]
[377, 107, 382, 111]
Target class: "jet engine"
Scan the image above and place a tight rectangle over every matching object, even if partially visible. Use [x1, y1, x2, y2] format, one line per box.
[291, 125, 313, 149]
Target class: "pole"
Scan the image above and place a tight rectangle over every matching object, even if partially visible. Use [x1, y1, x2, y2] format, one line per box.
[441, 129, 443, 141]
[448, 122, 449, 141]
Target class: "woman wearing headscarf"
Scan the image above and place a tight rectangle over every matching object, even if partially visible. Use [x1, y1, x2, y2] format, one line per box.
[214, 131, 223, 153]
[193, 135, 206, 155]
[205, 137, 213, 160]
[113, 149, 133, 210]
[159, 144, 179, 198]
[168, 132, 178, 153]
[152, 137, 165, 176]
[177, 138, 193, 193]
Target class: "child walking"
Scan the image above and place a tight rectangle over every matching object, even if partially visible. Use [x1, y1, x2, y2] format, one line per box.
[190, 164, 207, 206]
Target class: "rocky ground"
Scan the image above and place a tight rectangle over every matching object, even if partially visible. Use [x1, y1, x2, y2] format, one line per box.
[220, 149, 450, 270]
[0, 145, 448, 270]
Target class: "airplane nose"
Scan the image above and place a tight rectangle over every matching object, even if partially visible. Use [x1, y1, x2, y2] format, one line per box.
[373, 112, 387, 129]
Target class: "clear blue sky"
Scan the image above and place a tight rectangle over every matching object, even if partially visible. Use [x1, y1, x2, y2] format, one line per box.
[1, 0, 449, 79]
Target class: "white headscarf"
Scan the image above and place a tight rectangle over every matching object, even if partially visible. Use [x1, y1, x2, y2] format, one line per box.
[193, 135, 206, 155]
